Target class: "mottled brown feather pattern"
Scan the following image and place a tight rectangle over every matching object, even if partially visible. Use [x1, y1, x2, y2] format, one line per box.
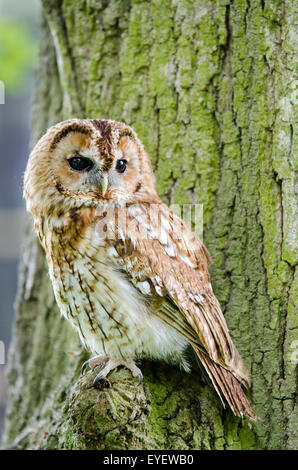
[92, 120, 114, 171]
[110, 203, 250, 385]
[24, 118, 258, 420]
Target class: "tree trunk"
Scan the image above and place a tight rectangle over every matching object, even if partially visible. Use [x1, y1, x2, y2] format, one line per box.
[2, 0, 297, 450]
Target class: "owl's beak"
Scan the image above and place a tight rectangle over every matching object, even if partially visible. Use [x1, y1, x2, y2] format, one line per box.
[99, 173, 108, 197]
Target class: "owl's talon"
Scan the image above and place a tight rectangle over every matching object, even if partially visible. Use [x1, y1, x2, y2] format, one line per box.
[81, 355, 109, 376]
[92, 358, 120, 386]
[137, 371, 143, 384]
[124, 361, 143, 384]
[81, 360, 90, 376]
[91, 359, 143, 386]
[93, 372, 106, 387]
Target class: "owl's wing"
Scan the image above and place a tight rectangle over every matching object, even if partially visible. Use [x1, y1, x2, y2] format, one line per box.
[111, 202, 257, 420]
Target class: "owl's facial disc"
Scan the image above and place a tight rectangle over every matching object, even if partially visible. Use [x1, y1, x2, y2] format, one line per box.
[25, 119, 159, 218]
[49, 124, 146, 204]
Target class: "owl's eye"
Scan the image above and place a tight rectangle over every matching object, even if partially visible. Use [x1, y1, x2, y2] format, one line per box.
[67, 155, 93, 172]
[116, 159, 127, 173]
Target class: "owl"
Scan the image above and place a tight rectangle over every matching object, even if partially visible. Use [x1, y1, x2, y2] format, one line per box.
[24, 118, 258, 420]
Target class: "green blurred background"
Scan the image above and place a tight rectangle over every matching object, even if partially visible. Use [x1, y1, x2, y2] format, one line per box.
[0, 0, 40, 437]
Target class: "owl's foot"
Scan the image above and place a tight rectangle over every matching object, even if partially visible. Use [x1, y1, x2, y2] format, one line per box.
[93, 359, 143, 387]
[81, 355, 108, 375]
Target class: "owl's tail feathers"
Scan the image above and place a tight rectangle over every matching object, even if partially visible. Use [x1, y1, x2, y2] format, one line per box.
[194, 347, 260, 421]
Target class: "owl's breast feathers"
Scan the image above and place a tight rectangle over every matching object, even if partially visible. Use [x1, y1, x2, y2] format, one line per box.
[38, 205, 189, 365]
[39, 202, 257, 420]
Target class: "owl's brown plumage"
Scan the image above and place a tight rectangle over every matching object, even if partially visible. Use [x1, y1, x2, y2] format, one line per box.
[24, 118, 258, 420]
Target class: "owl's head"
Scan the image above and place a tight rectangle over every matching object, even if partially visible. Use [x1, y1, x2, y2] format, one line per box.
[24, 119, 159, 217]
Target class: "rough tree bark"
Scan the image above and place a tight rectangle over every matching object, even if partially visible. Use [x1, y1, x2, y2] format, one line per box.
[2, 0, 297, 450]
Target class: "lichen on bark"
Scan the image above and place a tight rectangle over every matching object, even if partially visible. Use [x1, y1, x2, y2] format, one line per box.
[2, 0, 297, 450]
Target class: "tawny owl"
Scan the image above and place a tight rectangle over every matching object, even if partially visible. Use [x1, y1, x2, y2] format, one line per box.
[24, 118, 258, 420]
